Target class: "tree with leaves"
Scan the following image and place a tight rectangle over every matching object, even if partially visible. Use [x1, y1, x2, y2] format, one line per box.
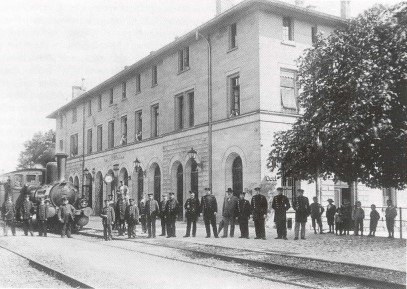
[268, 3, 407, 190]
[18, 130, 56, 169]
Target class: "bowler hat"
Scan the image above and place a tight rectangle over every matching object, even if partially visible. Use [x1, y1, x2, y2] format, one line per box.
[204, 187, 211, 191]
[327, 199, 334, 202]
[254, 187, 261, 191]
[226, 188, 233, 193]
[297, 189, 304, 193]
[147, 193, 153, 196]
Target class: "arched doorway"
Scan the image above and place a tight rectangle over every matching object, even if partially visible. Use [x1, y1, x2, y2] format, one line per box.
[154, 166, 161, 201]
[69, 176, 73, 184]
[191, 160, 198, 194]
[83, 173, 93, 208]
[95, 172, 104, 215]
[137, 169, 144, 202]
[119, 168, 128, 185]
[232, 156, 243, 197]
[106, 169, 114, 201]
[177, 164, 183, 220]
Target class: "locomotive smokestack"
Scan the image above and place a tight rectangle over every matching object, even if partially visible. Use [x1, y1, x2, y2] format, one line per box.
[55, 153, 68, 182]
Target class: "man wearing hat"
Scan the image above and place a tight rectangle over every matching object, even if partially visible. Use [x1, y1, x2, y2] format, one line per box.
[200, 187, 218, 238]
[1, 195, 16, 236]
[36, 196, 49, 237]
[58, 196, 77, 238]
[184, 191, 200, 237]
[145, 193, 159, 238]
[20, 194, 34, 236]
[326, 199, 336, 234]
[101, 199, 115, 241]
[159, 194, 168, 236]
[272, 187, 290, 240]
[125, 198, 139, 238]
[251, 187, 268, 239]
[237, 191, 251, 238]
[221, 188, 238, 238]
[293, 189, 310, 240]
[115, 195, 127, 236]
[139, 195, 147, 233]
[165, 192, 179, 238]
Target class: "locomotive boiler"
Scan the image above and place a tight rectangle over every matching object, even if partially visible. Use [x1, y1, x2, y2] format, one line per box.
[15, 153, 93, 230]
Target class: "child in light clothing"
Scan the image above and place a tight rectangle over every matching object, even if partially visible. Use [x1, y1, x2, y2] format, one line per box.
[334, 208, 344, 235]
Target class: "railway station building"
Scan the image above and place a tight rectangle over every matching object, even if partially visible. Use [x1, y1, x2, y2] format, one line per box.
[47, 0, 406, 217]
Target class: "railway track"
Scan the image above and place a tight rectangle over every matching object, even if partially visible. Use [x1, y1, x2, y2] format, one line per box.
[75, 231, 405, 289]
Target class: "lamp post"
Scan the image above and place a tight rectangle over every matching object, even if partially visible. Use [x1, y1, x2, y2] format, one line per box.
[187, 147, 197, 160]
[113, 164, 120, 203]
[133, 158, 141, 172]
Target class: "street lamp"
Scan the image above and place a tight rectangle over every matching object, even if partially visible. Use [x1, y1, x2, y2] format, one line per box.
[113, 164, 120, 202]
[133, 158, 141, 172]
[187, 147, 197, 160]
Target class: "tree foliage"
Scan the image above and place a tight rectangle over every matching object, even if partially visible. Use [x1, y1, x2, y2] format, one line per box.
[268, 3, 407, 189]
[18, 130, 56, 169]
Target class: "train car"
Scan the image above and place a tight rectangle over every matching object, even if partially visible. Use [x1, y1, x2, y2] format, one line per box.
[14, 153, 92, 231]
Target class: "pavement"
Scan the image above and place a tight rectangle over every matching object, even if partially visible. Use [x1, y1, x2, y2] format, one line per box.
[84, 216, 406, 272]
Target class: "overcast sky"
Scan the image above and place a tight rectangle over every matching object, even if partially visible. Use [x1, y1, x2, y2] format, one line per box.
[0, 0, 401, 173]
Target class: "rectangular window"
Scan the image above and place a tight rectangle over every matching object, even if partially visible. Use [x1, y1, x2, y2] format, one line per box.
[70, 134, 78, 157]
[27, 175, 36, 183]
[312, 26, 318, 44]
[188, 91, 194, 127]
[59, 140, 63, 151]
[88, 99, 92, 116]
[97, 125, 103, 152]
[283, 17, 293, 41]
[122, 82, 126, 99]
[135, 110, 142, 141]
[72, 107, 77, 123]
[280, 70, 298, 111]
[59, 116, 63, 129]
[230, 23, 237, 49]
[229, 75, 240, 117]
[178, 47, 189, 72]
[136, 74, 141, 93]
[98, 95, 102, 111]
[152, 65, 158, 86]
[175, 94, 184, 130]
[109, 88, 114, 104]
[108, 120, 115, 148]
[120, 116, 127, 145]
[151, 104, 159, 137]
[87, 128, 92, 154]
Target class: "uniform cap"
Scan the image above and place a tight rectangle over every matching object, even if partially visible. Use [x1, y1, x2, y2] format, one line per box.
[239, 192, 246, 195]
[129, 198, 135, 202]
[169, 192, 175, 195]
[297, 189, 304, 193]
[204, 187, 211, 191]
[162, 193, 167, 197]
[327, 199, 334, 202]
[254, 187, 261, 191]
[226, 188, 233, 193]
[104, 199, 109, 202]
[147, 193, 153, 195]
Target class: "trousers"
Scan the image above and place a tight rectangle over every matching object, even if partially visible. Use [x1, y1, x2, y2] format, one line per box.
[254, 217, 265, 238]
[222, 216, 235, 237]
[166, 217, 176, 237]
[238, 217, 249, 238]
[147, 216, 156, 237]
[3, 220, 16, 236]
[22, 219, 33, 236]
[160, 216, 166, 235]
[354, 219, 363, 235]
[275, 220, 287, 238]
[103, 223, 112, 240]
[294, 221, 306, 238]
[186, 217, 197, 236]
[38, 220, 48, 236]
[203, 214, 218, 237]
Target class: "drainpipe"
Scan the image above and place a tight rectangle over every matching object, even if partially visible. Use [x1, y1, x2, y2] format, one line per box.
[82, 101, 86, 198]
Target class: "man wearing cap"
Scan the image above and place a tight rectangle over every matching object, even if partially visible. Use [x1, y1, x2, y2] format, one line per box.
[36, 197, 49, 237]
[1, 195, 16, 236]
[58, 197, 77, 238]
[326, 199, 336, 234]
[101, 199, 115, 241]
[293, 189, 310, 240]
[139, 195, 147, 233]
[165, 192, 179, 238]
[20, 194, 34, 236]
[221, 188, 238, 238]
[251, 187, 268, 240]
[125, 199, 139, 238]
[184, 191, 200, 237]
[272, 187, 290, 240]
[200, 188, 218, 238]
[237, 192, 251, 238]
[116, 196, 127, 236]
[145, 193, 159, 238]
[159, 194, 168, 236]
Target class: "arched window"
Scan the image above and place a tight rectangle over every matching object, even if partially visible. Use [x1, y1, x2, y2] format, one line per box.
[177, 164, 183, 220]
[191, 160, 198, 194]
[232, 156, 243, 197]
[137, 169, 144, 201]
[154, 166, 161, 201]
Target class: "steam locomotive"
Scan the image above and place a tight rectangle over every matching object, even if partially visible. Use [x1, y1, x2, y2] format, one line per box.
[14, 153, 93, 231]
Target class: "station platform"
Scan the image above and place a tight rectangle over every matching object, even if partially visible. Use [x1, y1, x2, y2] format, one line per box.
[84, 216, 406, 272]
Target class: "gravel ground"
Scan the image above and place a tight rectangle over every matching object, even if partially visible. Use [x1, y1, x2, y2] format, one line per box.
[0, 245, 70, 288]
[0, 232, 302, 289]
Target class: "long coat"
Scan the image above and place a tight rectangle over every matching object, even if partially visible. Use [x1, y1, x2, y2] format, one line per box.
[184, 198, 200, 220]
[125, 204, 139, 224]
[2, 201, 16, 220]
[116, 200, 127, 220]
[36, 204, 49, 221]
[293, 196, 310, 223]
[200, 195, 217, 217]
[237, 199, 251, 220]
[165, 199, 179, 219]
[145, 199, 159, 218]
[101, 206, 115, 225]
[251, 194, 268, 220]
[222, 196, 238, 218]
[272, 194, 290, 222]
[58, 204, 76, 223]
[326, 204, 337, 220]
[20, 200, 34, 220]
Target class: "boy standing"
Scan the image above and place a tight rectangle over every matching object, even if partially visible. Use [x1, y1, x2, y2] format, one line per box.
[310, 197, 325, 234]
[385, 200, 397, 238]
[352, 201, 365, 236]
[368, 204, 380, 237]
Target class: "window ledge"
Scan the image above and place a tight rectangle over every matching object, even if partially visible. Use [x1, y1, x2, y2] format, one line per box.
[121, 98, 128, 102]
[177, 67, 190, 75]
[281, 40, 296, 47]
[227, 46, 238, 53]
[151, 84, 158, 88]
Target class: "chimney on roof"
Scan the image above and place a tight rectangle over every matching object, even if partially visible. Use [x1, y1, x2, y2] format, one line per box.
[71, 78, 86, 100]
[340, 0, 351, 19]
[216, 0, 242, 15]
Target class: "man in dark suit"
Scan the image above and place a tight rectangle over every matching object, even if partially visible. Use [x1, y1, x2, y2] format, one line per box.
[1, 195, 16, 236]
[116, 196, 127, 236]
[101, 199, 115, 241]
[125, 198, 139, 238]
[159, 194, 168, 236]
[272, 187, 290, 240]
[145, 193, 159, 238]
[251, 187, 268, 239]
[293, 189, 310, 240]
[165, 192, 179, 238]
[221, 188, 238, 238]
[36, 196, 49, 237]
[237, 192, 251, 238]
[20, 194, 34, 236]
[200, 187, 218, 238]
[184, 191, 200, 237]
